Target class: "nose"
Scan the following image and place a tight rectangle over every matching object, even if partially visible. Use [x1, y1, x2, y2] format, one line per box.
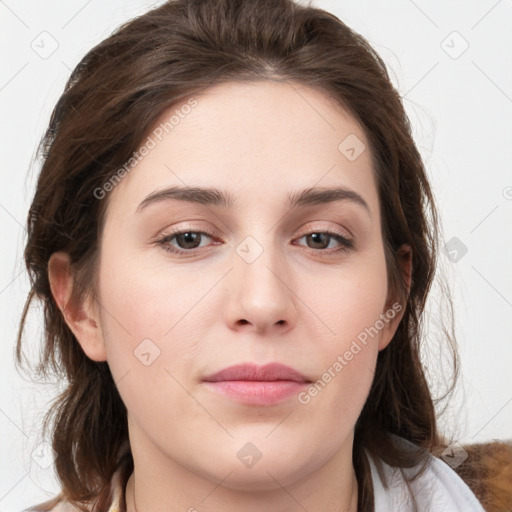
[223, 235, 298, 335]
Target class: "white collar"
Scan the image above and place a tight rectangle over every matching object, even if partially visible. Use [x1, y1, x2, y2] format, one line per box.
[367, 436, 485, 512]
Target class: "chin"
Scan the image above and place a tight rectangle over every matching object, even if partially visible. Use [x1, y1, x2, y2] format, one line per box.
[194, 440, 320, 491]
[208, 462, 310, 492]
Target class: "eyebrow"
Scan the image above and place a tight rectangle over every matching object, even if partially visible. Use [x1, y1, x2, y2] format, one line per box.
[136, 185, 371, 217]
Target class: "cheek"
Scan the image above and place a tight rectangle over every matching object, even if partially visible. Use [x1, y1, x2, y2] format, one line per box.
[98, 228, 389, 367]
[96, 257, 207, 434]
[95, 246, 230, 417]
[297, 250, 388, 411]
[310, 250, 389, 348]
[97, 244, 213, 343]
[97, 228, 389, 416]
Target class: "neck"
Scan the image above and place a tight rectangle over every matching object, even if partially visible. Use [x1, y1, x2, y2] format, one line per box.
[124, 426, 359, 512]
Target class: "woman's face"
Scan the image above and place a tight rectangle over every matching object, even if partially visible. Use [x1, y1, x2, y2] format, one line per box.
[81, 81, 406, 489]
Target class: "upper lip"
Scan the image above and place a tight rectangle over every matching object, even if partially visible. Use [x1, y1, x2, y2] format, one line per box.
[202, 363, 311, 383]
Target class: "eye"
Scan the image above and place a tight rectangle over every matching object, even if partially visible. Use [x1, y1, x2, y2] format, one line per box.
[155, 228, 219, 255]
[294, 231, 354, 254]
[154, 228, 354, 257]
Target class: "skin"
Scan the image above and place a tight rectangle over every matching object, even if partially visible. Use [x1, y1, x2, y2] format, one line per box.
[49, 80, 411, 512]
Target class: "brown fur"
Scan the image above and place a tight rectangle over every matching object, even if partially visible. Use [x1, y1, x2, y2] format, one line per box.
[450, 441, 512, 512]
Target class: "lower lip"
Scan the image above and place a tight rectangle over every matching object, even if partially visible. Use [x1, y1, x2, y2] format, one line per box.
[203, 380, 309, 405]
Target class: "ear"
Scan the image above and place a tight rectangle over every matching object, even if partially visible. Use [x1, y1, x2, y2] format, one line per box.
[378, 244, 412, 351]
[48, 252, 107, 362]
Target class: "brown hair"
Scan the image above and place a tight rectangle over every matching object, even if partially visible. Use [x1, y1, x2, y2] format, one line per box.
[16, 0, 459, 510]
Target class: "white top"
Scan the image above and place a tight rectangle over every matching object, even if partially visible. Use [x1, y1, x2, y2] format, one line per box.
[368, 439, 485, 511]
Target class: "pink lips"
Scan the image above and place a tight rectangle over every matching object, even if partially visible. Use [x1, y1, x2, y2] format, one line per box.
[202, 363, 311, 406]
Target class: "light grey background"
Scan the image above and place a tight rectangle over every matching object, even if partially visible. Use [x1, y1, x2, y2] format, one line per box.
[1, 0, 511, 510]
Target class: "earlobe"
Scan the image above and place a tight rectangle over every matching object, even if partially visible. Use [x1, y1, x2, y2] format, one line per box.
[48, 252, 107, 362]
[378, 244, 412, 351]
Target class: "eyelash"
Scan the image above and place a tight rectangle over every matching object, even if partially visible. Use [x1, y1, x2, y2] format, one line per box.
[154, 227, 354, 258]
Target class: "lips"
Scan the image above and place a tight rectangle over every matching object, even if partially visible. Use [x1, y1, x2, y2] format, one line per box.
[202, 363, 312, 405]
[202, 362, 311, 383]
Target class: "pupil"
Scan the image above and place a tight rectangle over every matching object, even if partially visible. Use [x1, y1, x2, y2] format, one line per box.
[179, 232, 200, 248]
[310, 233, 328, 248]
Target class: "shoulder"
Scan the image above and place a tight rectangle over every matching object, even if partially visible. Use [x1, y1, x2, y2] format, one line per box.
[22, 465, 127, 512]
[367, 436, 486, 512]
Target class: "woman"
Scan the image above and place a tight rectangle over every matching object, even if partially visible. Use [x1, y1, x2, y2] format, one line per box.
[16, 0, 491, 510]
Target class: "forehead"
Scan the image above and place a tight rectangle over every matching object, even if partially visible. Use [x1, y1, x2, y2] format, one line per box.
[104, 80, 377, 216]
